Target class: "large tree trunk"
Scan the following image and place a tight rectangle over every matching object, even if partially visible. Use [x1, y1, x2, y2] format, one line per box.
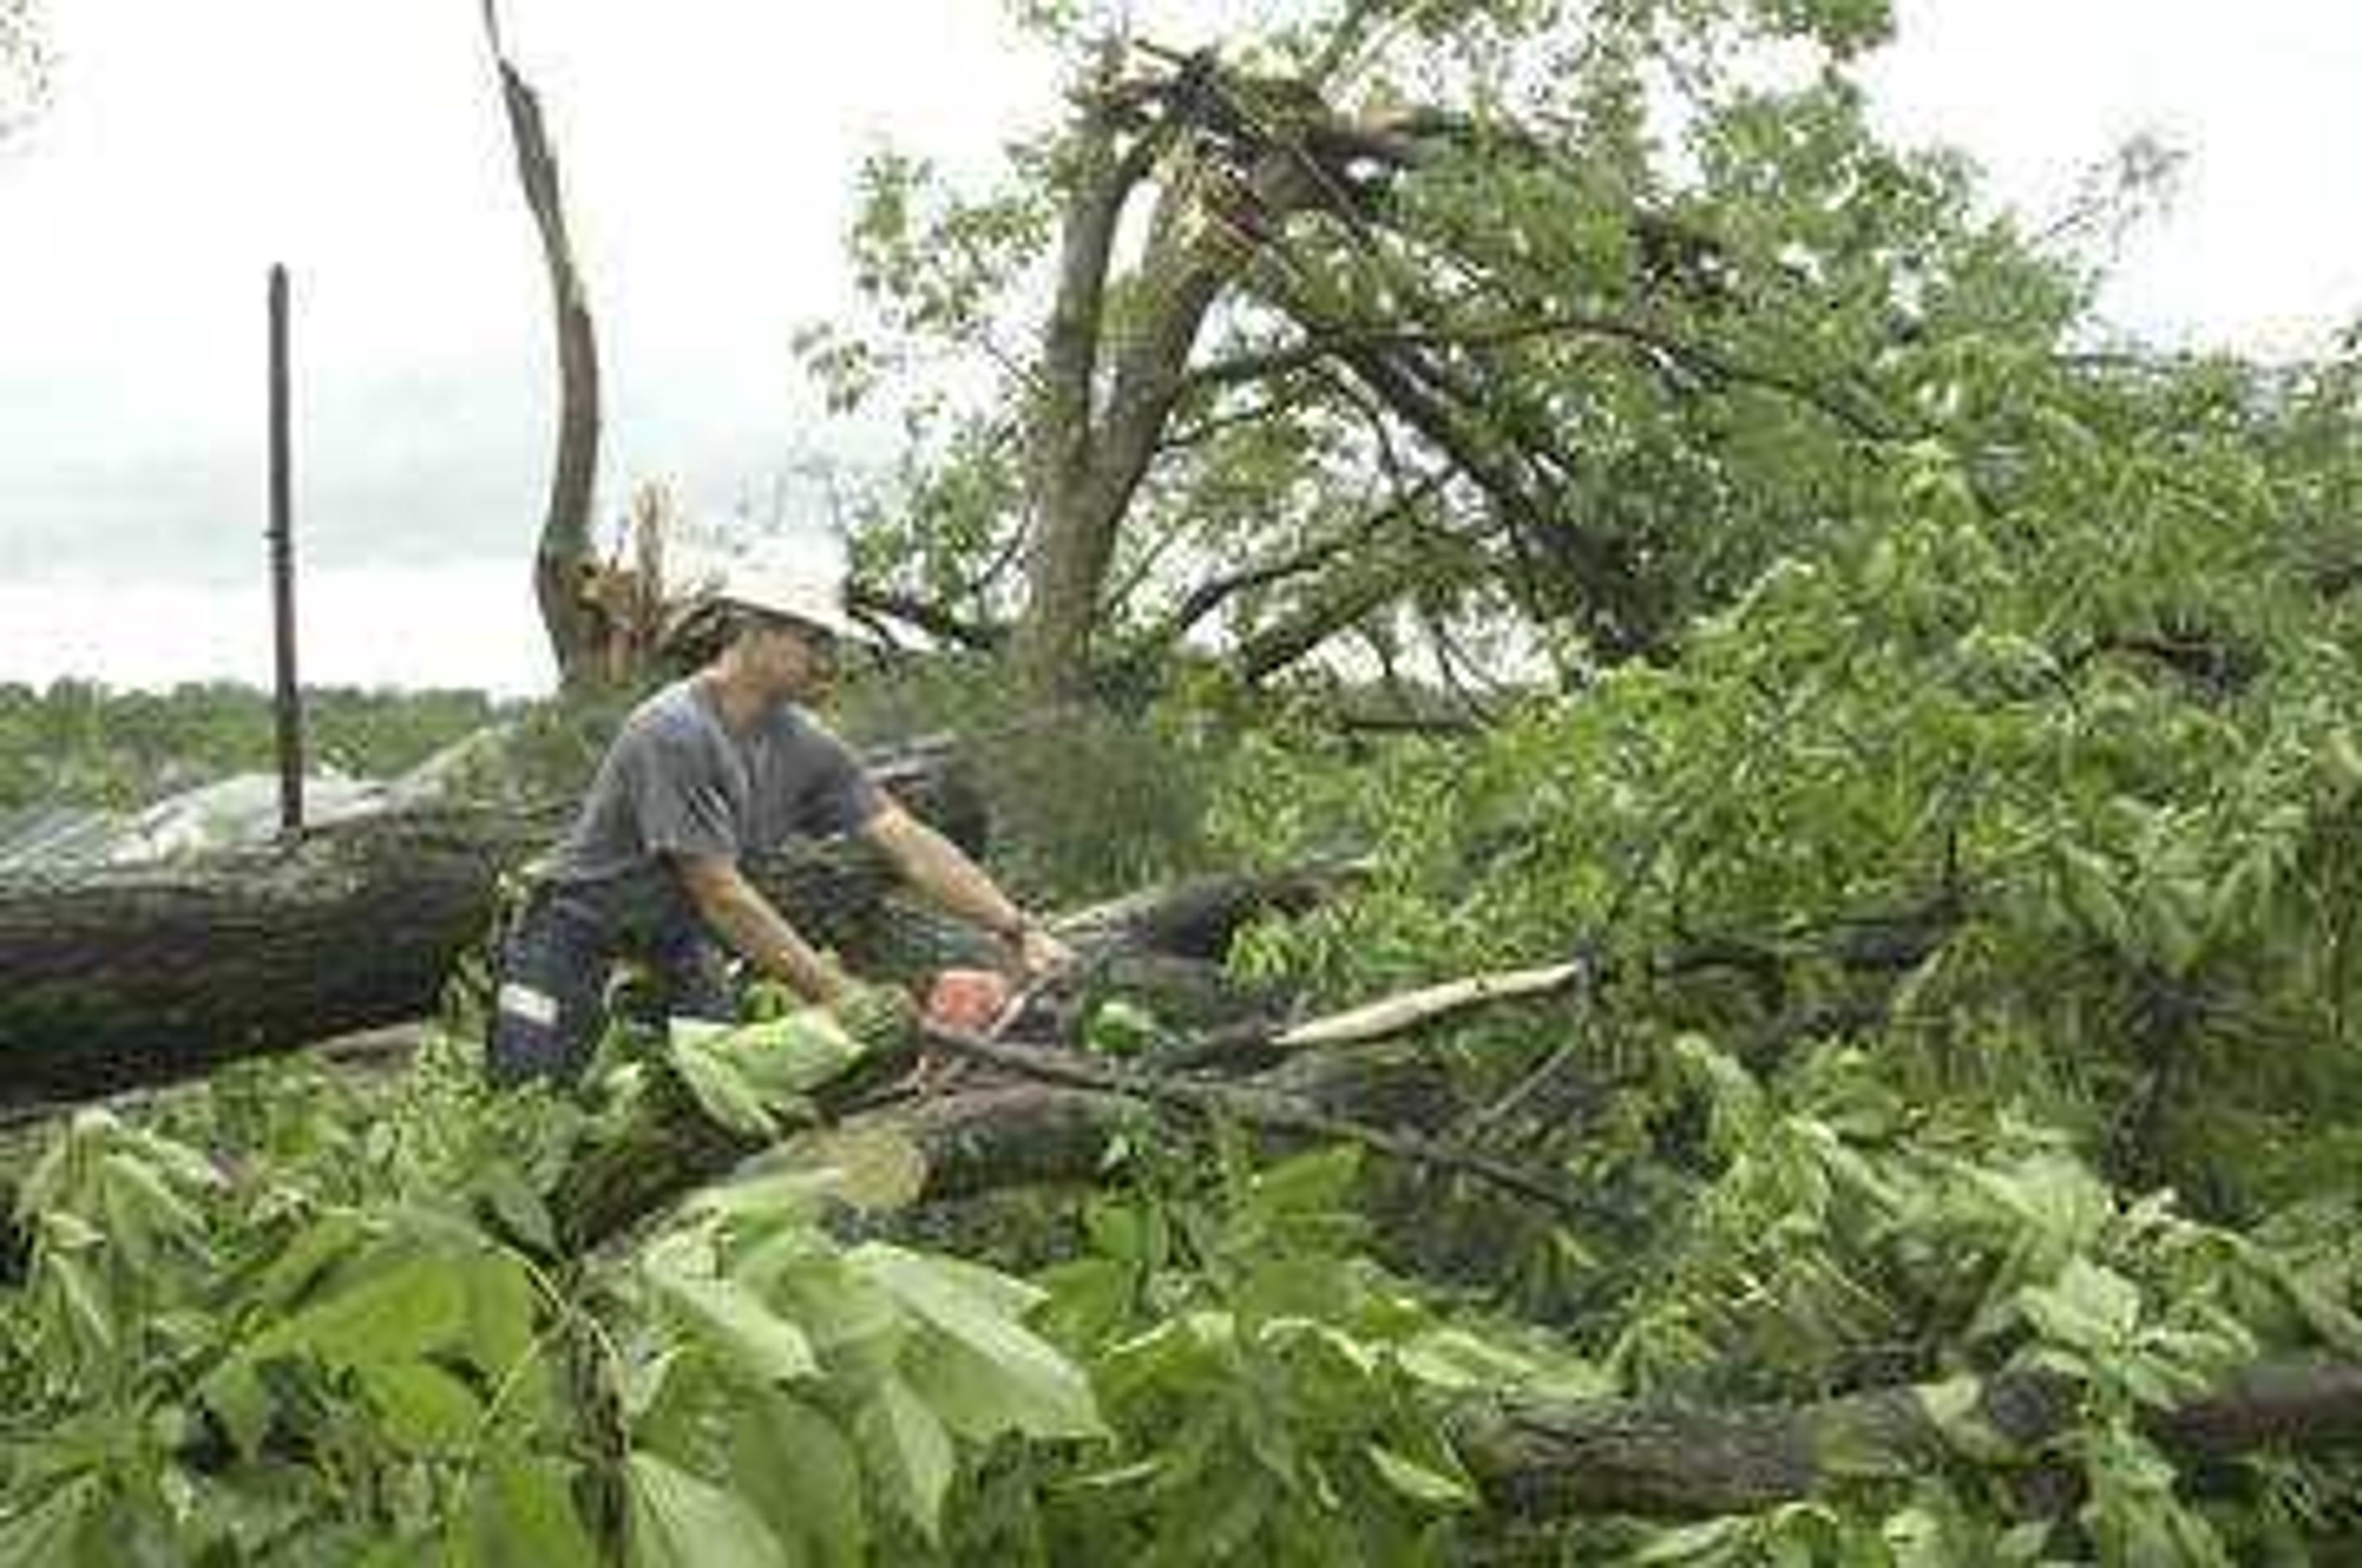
[483, 1, 604, 688]
[1011, 52, 1362, 697]
[0, 748, 984, 1108]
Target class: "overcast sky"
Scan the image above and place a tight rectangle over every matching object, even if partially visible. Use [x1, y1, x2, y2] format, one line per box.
[3, 1, 2360, 694]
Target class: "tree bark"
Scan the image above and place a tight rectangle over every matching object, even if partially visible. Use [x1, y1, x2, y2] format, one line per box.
[1011, 55, 1383, 696]
[483, 1, 604, 688]
[1453, 1359, 2362, 1520]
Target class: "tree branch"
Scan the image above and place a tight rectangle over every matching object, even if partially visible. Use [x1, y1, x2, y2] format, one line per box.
[914, 1022, 1608, 1221]
[843, 581, 1006, 653]
[1148, 471, 1444, 650]
[1457, 1358, 2362, 1521]
[1191, 312, 1902, 442]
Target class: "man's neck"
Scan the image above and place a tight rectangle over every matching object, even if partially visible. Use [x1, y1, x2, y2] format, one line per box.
[699, 662, 779, 734]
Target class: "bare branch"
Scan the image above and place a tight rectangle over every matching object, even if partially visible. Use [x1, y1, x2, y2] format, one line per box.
[1272, 960, 1591, 1051]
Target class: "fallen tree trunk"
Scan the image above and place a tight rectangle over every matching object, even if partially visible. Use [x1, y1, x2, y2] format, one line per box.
[1454, 1357, 2362, 1520]
[0, 748, 984, 1108]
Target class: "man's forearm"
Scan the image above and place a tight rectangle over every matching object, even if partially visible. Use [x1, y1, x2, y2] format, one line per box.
[878, 813, 1028, 939]
[694, 874, 843, 1003]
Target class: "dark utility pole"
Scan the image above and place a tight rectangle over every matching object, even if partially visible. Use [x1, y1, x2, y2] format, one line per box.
[268, 265, 304, 836]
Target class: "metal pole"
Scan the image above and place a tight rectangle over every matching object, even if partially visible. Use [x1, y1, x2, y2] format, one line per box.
[268, 265, 304, 836]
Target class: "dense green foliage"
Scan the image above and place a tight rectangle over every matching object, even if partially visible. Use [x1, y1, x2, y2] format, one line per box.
[1199, 336, 2362, 1550]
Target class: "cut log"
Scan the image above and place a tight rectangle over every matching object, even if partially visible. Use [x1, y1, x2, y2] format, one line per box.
[0, 746, 984, 1108]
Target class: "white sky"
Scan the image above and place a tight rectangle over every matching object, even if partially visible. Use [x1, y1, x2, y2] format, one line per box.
[2, 1, 2360, 695]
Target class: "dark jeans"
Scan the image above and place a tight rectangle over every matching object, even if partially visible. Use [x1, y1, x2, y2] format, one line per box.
[485, 885, 736, 1089]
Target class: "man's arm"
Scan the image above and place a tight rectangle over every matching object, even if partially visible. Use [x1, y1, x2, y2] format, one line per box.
[672, 851, 846, 1005]
[862, 803, 1075, 977]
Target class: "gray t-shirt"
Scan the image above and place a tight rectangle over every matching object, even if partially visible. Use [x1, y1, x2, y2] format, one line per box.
[544, 679, 885, 936]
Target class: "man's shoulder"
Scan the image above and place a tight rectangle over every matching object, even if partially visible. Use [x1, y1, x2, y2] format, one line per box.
[622, 680, 722, 745]
[595, 683, 731, 786]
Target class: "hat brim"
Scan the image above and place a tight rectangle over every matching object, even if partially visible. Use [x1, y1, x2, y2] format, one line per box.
[725, 596, 864, 645]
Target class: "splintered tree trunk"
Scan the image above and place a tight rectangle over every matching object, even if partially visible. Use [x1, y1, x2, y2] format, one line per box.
[483, 0, 603, 687]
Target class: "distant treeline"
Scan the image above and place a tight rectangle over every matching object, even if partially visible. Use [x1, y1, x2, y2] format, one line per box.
[0, 680, 514, 811]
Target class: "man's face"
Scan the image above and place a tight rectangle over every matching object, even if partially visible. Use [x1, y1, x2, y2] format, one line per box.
[747, 615, 840, 703]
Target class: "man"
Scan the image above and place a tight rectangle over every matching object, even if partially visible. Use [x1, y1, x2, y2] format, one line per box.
[487, 550, 1070, 1088]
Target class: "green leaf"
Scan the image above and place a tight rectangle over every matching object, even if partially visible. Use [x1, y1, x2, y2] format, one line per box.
[626, 1452, 792, 1568]
[2059, 845, 2132, 950]
[460, 1456, 601, 1568]
[1084, 998, 1161, 1057]
[249, 1211, 371, 1310]
[473, 1162, 559, 1255]
[1364, 1443, 1476, 1510]
[762, 1254, 906, 1360]
[667, 1024, 777, 1137]
[1395, 1326, 1543, 1393]
[362, 1361, 483, 1455]
[98, 1148, 205, 1264]
[253, 1253, 469, 1366]
[40, 1244, 115, 1355]
[851, 1244, 1104, 1438]
[777, 1124, 929, 1213]
[731, 1390, 869, 1568]
[725, 1009, 869, 1099]
[458, 1250, 543, 1383]
[688, 1166, 837, 1232]
[1916, 1374, 2018, 1462]
[200, 1359, 274, 1463]
[2019, 1257, 2142, 1355]
[1628, 1517, 1748, 1565]
[199, 1251, 472, 1454]
[0, 1477, 98, 1564]
[854, 1374, 955, 1543]
[648, 1267, 820, 1387]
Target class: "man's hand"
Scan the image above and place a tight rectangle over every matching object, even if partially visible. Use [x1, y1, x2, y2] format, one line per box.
[863, 805, 1080, 982]
[832, 980, 918, 1052]
[1004, 920, 1078, 982]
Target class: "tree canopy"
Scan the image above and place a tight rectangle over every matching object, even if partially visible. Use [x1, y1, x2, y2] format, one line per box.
[805, 0, 2170, 709]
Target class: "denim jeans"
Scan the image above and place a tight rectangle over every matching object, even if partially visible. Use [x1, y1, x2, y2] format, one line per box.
[485, 884, 736, 1089]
